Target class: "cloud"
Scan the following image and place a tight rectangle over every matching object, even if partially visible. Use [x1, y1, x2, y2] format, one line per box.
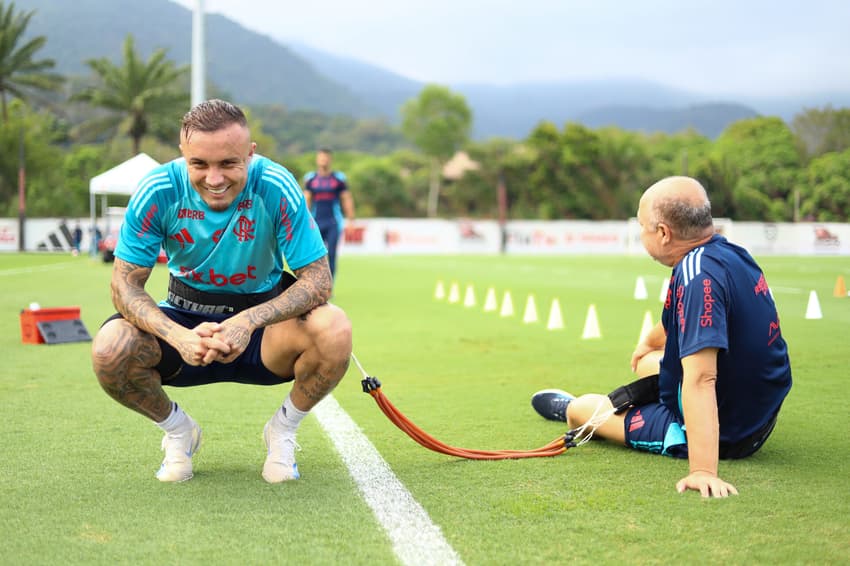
[177, 0, 850, 95]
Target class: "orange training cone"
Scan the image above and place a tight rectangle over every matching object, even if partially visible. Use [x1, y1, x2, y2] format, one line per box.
[834, 275, 847, 298]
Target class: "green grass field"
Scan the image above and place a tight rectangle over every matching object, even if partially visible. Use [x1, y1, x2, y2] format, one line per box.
[2, 252, 849, 565]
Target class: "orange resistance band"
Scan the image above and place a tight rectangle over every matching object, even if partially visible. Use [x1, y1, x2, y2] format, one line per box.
[361, 377, 575, 460]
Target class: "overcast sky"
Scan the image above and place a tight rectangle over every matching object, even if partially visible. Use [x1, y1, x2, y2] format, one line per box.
[173, 0, 850, 98]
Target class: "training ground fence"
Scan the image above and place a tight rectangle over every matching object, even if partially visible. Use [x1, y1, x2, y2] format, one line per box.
[2, 217, 850, 256]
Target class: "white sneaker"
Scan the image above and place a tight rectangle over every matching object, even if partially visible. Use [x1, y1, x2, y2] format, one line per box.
[262, 419, 301, 483]
[156, 420, 202, 482]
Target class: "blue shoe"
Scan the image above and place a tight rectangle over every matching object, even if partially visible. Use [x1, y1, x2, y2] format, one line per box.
[531, 389, 575, 422]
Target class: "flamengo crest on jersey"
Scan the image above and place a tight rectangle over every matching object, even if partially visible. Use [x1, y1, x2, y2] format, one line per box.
[115, 155, 326, 295]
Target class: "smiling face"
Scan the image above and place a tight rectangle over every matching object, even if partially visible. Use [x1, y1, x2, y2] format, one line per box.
[180, 122, 255, 211]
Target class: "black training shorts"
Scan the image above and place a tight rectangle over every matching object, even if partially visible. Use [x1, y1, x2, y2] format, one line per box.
[102, 307, 293, 387]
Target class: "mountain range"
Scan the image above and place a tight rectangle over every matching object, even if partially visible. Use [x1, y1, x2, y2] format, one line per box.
[17, 0, 850, 139]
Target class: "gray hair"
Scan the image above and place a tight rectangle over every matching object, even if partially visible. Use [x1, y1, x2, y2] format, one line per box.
[181, 99, 247, 140]
[654, 197, 713, 239]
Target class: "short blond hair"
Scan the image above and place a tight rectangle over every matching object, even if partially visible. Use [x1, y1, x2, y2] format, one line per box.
[181, 99, 247, 140]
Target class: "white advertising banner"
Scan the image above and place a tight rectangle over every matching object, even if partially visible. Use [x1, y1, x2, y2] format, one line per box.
[340, 219, 503, 255]
[3, 217, 850, 256]
[0, 219, 19, 252]
[731, 222, 850, 256]
[505, 221, 628, 254]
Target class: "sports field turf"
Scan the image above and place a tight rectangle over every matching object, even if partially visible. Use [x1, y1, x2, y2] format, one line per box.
[2, 252, 849, 565]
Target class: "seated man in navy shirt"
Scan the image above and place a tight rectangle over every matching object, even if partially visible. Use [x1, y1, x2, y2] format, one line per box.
[532, 176, 792, 498]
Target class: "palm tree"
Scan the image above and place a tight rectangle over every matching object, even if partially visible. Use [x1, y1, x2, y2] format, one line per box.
[0, 1, 64, 121]
[72, 34, 189, 155]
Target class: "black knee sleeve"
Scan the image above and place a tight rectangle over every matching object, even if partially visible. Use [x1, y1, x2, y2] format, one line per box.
[607, 375, 660, 414]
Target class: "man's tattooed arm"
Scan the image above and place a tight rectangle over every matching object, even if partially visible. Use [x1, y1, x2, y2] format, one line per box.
[112, 258, 168, 334]
[112, 258, 230, 366]
[111, 258, 195, 350]
[237, 256, 333, 330]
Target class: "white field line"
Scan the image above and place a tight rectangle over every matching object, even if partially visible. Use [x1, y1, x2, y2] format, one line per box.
[312, 395, 464, 566]
[770, 286, 805, 294]
[0, 261, 78, 277]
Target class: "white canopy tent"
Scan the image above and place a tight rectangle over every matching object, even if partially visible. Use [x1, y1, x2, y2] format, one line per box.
[88, 153, 161, 247]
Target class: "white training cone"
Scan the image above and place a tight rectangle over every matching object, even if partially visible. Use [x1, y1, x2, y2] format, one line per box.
[634, 276, 648, 300]
[463, 284, 476, 308]
[448, 282, 460, 304]
[523, 294, 539, 324]
[581, 304, 601, 339]
[500, 291, 514, 317]
[483, 287, 498, 312]
[637, 310, 653, 344]
[659, 277, 670, 302]
[547, 298, 564, 330]
[434, 280, 446, 300]
[805, 290, 822, 319]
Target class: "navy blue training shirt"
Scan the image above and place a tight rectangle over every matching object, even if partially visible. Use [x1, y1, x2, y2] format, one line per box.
[303, 171, 347, 230]
[659, 234, 792, 444]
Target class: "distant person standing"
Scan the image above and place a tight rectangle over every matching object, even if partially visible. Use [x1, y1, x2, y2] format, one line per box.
[302, 148, 355, 281]
[90, 225, 103, 256]
[72, 222, 83, 256]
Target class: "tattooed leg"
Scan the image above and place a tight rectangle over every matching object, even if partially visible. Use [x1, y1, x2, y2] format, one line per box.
[91, 319, 172, 422]
[292, 365, 348, 411]
[264, 303, 352, 412]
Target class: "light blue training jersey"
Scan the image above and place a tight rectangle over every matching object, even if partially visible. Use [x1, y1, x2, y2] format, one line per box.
[115, 155, 327, 295]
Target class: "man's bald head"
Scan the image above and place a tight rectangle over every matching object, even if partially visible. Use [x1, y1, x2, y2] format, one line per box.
[640, 176, 714, 240]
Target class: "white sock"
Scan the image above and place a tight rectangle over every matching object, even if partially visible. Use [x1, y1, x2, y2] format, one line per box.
[272, 394, 308, 432]
[156, 402, 190, 433]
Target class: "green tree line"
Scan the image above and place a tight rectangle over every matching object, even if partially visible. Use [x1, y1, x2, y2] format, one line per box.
[1, 1, 849, 221]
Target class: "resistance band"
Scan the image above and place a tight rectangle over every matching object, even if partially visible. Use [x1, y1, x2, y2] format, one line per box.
[352, 354, 576, 460]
